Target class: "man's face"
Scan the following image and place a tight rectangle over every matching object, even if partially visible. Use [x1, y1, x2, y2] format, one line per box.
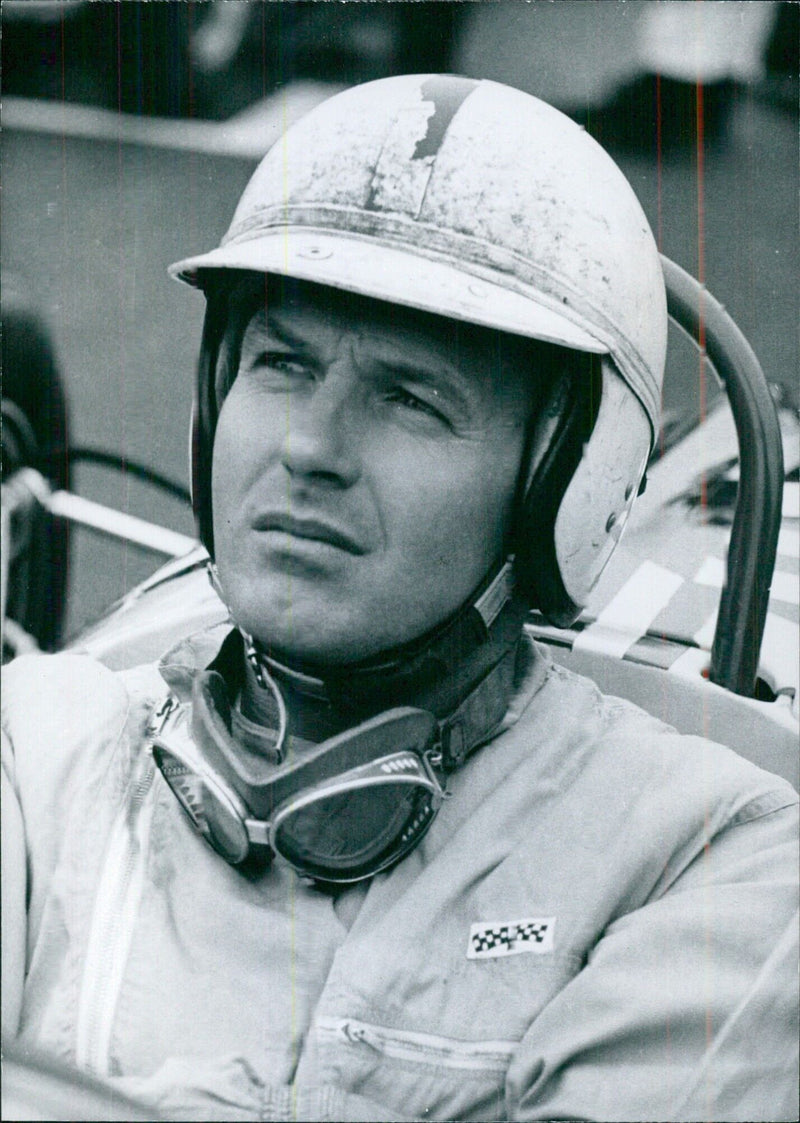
[211, 280, 535, 666]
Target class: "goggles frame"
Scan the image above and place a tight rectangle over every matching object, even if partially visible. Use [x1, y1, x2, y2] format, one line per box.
[150, 694, 447, 883]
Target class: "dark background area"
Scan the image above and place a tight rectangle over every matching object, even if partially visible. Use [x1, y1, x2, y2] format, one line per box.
[2, 1, 798, 638]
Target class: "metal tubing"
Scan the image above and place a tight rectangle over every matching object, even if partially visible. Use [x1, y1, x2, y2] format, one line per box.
[47, 490, 196, 558]
[661, 256, 784, 697]
[4, 469, 196, 559]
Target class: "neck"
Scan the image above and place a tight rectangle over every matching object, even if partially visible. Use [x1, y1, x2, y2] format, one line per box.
[231, 561, 529, 764]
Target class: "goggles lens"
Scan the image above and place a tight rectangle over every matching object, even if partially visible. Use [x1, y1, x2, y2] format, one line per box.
[271, 755, 442, 882]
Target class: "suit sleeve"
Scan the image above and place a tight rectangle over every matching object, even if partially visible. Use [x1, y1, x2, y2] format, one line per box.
[506, 798, 799, 1123]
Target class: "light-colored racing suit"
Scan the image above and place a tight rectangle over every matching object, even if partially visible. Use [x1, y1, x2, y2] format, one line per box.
[2, 625, 798, 1122]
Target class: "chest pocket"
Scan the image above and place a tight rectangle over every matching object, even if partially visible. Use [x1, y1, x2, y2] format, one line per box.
[312, 1015, 517, 1122]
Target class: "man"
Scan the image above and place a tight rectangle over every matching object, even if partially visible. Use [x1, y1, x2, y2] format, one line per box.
[3, 75, 797, 1121]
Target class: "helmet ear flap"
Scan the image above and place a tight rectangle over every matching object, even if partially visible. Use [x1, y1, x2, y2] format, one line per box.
[513, 356, 602, 625]
[193, 272, 273, 557]
[190, 403, 203, 534]
[192, 285, 233, 557]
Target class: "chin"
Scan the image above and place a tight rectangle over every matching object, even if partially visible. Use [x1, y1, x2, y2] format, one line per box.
[248, 611, 416, 669]
[228, 578, 453, 668]
[237, 599, 360, 667]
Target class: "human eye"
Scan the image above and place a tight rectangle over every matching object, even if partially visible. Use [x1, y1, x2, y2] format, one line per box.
[386, 385, 450, 426]
[243, 349, 313, 385]
[265, 352, 310, 377]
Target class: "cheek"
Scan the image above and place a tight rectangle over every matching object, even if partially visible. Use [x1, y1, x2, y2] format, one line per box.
[210, 414, 240, 538]
[384, 438, 521, 578]
[445, 459, 517, 555]
[211, 385, 276, 528]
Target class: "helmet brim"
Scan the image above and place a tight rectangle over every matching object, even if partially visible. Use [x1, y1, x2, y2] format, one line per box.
[169, 229, 610, 356]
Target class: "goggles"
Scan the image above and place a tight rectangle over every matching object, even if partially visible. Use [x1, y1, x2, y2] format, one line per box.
[150, 679, 446, 884]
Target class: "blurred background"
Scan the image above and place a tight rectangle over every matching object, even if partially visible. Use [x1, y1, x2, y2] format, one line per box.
[2, 0, 798, 640]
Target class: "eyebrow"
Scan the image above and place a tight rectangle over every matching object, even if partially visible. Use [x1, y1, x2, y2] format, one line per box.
[242, 311, 309, 355]
[246, 307, 476, 414]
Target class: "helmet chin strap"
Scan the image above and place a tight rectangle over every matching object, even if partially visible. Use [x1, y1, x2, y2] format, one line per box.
[207, 557, 527, 770]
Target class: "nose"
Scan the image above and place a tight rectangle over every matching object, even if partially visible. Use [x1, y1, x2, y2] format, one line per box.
[280, 365, 362, 488]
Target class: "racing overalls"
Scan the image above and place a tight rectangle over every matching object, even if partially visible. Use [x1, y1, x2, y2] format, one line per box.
[3, 624, 798, 1121]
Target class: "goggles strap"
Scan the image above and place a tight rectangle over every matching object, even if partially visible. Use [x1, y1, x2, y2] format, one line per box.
[241, 631, 289, 758]
[183, 626, 523, 818]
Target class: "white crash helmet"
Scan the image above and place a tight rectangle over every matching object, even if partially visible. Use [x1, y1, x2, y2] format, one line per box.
[170, 74, 667, 626]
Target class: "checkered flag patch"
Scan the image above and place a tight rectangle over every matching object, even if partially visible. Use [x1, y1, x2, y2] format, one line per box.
[467, 917, 555, 959]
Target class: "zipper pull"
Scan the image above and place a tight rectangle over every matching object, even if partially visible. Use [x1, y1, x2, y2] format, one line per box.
[146, 693, 180, 741]
[339, 1020, 381, 1052]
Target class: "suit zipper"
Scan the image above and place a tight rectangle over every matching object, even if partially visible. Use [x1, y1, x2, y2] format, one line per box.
[316, 1015, 516, 1072]
[74, 758, 156, 1076]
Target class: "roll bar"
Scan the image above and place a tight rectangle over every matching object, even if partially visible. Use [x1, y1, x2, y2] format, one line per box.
[661, 256, 785, 698]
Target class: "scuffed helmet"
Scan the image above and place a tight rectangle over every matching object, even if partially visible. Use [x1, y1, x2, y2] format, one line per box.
[170, 74, 667, 625]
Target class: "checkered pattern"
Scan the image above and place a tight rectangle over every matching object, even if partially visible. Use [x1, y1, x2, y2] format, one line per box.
[472, 921, 548, 954]
[467, 917, 555, 959]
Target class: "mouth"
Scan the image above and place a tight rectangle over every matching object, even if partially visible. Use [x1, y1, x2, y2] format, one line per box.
[252, 512, 366, 555]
